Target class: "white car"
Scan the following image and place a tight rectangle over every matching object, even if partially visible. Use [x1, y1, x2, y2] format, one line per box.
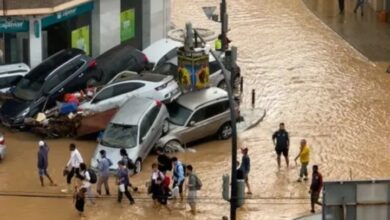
[0, 133, 6, 160]
[90, 96, 170, 172]
[0, 63, 30, 93]
[79, 71, 181, 113]
[142, 38, 241, 90]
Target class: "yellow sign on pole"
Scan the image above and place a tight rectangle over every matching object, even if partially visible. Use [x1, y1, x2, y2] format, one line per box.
[177, 48, 209, 92]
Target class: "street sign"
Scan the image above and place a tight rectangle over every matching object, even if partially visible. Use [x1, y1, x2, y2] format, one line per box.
[177, 47, 209, 92]
[0, 20, 29, 33]
[41, 2, 94, 28]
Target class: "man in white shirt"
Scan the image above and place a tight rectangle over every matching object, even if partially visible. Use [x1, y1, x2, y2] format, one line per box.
[62, 143, 84, 193]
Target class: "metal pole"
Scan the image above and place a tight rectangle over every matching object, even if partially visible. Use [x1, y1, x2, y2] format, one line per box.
[192, 29, 237, 220]
[221, 0, 227, 52]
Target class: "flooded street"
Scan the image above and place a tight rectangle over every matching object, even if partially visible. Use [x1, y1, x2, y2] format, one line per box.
[1, 0, 390, 219]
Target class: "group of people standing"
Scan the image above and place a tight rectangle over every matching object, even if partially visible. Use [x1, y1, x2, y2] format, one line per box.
[36, 141, 202, 217]
[154, 148, 202, 214]
[36, 122, 323, 216]
[272, 123, 323, 213]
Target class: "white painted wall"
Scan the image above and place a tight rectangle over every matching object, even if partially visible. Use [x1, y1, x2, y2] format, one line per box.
[143, 0, 171, 48]
[91, 0, 120, 57]
[29, 17, 42, 68]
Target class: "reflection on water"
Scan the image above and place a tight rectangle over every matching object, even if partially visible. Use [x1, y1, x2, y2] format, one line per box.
[0, 0, 390, 219]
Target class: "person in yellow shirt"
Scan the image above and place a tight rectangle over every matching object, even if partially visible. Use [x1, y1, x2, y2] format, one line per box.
[294, 139, 310, 182]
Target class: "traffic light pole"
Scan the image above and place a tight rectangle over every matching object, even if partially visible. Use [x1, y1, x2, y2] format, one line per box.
[220, 1, 237, 219]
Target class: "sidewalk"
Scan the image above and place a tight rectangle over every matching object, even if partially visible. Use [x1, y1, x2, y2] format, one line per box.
[303, 0, 390, 62]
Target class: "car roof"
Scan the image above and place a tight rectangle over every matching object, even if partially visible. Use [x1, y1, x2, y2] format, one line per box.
[177, 87, 228, 111]
[0, 63, 30, 75]
[142, 38, 183, 64]
[111, 96, 155, 125]
[110, 71, 168, 84]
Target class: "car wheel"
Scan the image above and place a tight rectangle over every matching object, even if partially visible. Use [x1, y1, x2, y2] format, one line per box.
[164, 140, 182, 153]
[218, 122, 232, 140]
[162, 119, 169, 136]
[218, 81, 228, 91]
[135, 159, 142, 174]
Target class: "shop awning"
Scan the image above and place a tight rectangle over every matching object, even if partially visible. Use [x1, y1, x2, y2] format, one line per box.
[41, 1, 94, 29]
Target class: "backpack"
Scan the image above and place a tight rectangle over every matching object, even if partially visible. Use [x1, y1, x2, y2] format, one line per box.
[87, 169, 97, 184]
[194, 174, 202, 190]
[174, 163, 186, 178]
[107, 158, 113, 167]
[125, 158, 135, 170]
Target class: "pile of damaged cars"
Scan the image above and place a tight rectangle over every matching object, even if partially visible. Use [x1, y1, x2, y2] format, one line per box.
[0, 38, 241, 173]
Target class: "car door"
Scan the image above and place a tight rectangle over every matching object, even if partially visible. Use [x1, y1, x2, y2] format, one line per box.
[88, 85, 115, 111]
[182, 100, 230, 143]
[138, 106, 160, 158]
[180, 106, 209, 144]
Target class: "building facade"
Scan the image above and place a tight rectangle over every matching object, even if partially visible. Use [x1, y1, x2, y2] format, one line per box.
[0, 0, 171, 67]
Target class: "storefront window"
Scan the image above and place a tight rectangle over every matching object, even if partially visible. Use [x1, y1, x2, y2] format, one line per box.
[120, 0, 142, 48]
[42, 2, 93, 58]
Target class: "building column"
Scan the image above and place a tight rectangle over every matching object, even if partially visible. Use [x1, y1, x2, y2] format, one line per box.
[29, 17, 42, 68]
[91, 0, 101, 57]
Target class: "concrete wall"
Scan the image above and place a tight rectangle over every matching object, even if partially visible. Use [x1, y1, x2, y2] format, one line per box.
[29, 17, 42, 68]
[91, 0, 120, 57]
[142, 0, 171, 49]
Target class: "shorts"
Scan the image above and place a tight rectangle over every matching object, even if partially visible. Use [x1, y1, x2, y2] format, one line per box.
[276, 147, 288, 157]
[311, 191, 320, 203]
[187, 190, 197, 205]
[173, 180, 184, 194]
[38, 169, 48, 177]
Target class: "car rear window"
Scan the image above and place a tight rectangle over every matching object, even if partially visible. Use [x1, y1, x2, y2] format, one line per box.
[26, 50, 80, 81]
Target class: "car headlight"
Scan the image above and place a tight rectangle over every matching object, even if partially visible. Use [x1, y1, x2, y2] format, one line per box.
[18, 107, 30, 117]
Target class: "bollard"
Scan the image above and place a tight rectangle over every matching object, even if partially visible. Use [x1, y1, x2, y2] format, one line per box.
[236, 179, 245, 207]
[222, 174, 230, 201]
[251, 89, 255, 107]
[239, 77, 243, 92]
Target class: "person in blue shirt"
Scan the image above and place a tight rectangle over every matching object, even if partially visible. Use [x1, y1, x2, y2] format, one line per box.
[37, 140, 56, 187]
[239, 147, 252, 194]
[354, 0, 364, 16]
[117, 161, 135, 204]
[171, 157, 185, 200]
[96, 150, 112, 195]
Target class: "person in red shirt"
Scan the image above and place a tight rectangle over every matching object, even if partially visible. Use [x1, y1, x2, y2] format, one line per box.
[160, 171, 171, 212]
[310, 165, 323, 213]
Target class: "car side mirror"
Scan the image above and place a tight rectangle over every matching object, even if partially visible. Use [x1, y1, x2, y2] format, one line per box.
[141, 136, 147, 142]
[189, 121, 196, 127]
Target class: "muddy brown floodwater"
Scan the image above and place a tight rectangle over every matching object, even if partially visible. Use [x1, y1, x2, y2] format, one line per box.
[1, 0, 390, 219]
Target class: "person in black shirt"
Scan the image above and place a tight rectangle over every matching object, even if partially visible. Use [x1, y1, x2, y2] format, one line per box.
[272, 123, 290, 169]
[236, 161, 244, 180]
[310, 165, 323, 213]
[156, 148, 172, 172]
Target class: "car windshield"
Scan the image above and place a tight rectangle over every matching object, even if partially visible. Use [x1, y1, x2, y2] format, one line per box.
[13, 78, 43, 100]
[166, 101, 193, 126]
[101, 123, 138, 148]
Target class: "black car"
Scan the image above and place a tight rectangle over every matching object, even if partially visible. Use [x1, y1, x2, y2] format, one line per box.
[86, 43, 149, 85]
[0, 48, 98, 128]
